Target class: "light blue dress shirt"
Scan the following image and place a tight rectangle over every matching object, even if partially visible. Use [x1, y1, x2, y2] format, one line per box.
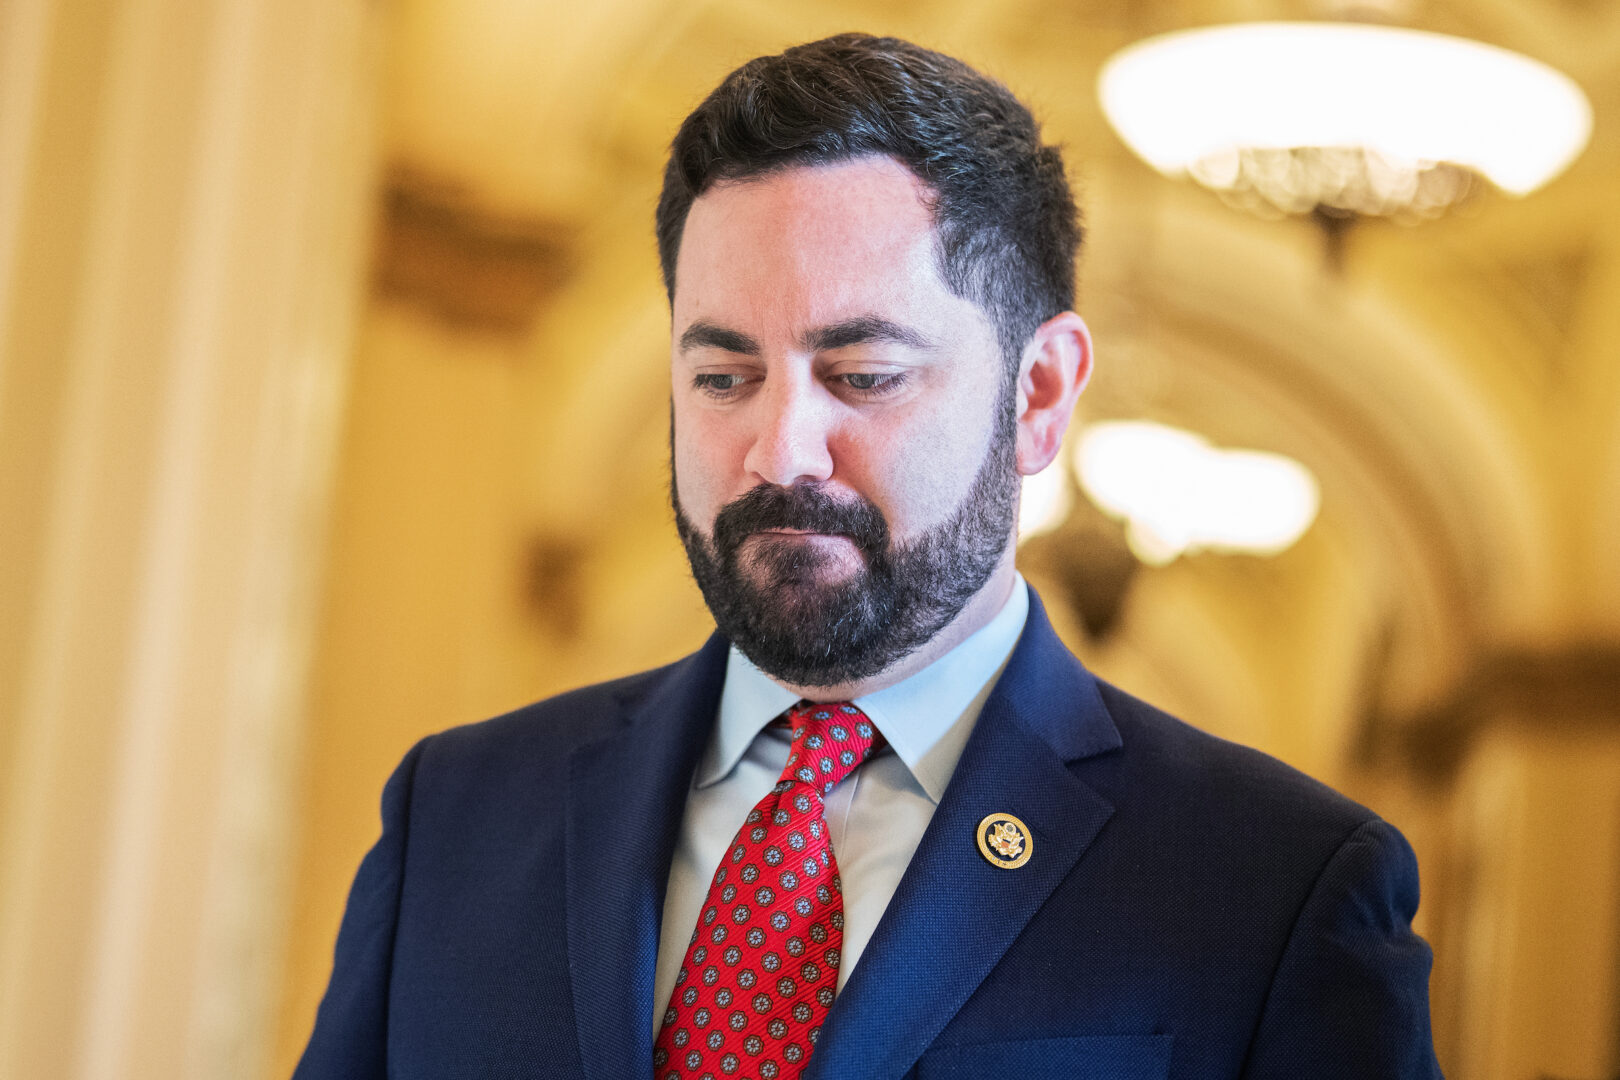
[652, 576, 1031, 1031]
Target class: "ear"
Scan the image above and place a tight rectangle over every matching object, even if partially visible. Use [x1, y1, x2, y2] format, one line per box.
[1014, 311, 1092, 476]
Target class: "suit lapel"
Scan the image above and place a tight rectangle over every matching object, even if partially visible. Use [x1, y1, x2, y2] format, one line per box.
[565, 634, 729, 1080]
[807, 593, 1122, 1079]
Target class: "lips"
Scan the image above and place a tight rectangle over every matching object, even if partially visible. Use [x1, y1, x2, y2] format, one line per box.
[713, 484, 889, 560]
[748, 529, 863, 550]
[756, 528, 848, 537]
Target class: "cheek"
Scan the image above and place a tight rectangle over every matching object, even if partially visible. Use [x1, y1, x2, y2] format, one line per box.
[672, 409, 749, 520]
[842, 414, 991, 535]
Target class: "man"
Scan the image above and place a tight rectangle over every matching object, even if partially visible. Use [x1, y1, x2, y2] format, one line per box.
[296, 34, 1441, 1080]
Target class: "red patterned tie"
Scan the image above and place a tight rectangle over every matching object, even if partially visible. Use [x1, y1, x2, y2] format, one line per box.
[654, 702, 883, 1080]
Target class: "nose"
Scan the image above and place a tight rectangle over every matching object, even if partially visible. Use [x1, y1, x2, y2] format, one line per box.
[742, 374, 836, 488]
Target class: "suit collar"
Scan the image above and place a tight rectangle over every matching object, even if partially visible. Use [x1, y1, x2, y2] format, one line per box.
[562, 589, 1120, 1080]
[981, 587, 1122, 762]
[698, 648, 799, 787]
[807, 589, 1121, 1079]
[702, 574, 1034, 802]
[564, 634, 729, 1080]
[857, 577, 1030, 801]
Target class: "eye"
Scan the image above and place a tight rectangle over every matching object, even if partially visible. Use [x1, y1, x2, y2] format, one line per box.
[837, 371, 909, 396]
[693, 373, 745, 396]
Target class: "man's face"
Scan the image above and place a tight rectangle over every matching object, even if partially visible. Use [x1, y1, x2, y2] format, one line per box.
[670, 156, 1018, 687]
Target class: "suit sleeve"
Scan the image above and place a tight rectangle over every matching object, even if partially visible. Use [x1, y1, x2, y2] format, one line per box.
[1241, 817, 1444, 1079]
[292, 737, 428, 1080]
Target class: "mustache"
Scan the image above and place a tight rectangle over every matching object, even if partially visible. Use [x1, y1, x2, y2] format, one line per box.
[712, 484, 890, 556]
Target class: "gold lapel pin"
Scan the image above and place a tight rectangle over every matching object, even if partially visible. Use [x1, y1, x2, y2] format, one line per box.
[976, 812, 1033, 869]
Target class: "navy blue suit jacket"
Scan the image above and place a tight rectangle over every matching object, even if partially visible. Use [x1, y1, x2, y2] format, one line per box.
[296, 592, 1441, 1078]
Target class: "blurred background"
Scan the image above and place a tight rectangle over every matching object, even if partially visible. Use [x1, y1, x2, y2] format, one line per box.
[2, 0, 1617, 1077]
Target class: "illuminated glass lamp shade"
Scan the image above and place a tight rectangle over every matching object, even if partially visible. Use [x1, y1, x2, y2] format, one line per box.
[1098, 23, 1592, 220]
[1075, 421, 1320, 566]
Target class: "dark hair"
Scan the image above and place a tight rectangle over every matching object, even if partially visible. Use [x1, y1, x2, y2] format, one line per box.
[655, 33, 1080, 367]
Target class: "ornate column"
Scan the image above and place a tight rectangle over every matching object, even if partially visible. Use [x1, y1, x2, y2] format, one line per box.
[0, 0, 381, 1076]
[1413, 652, 1620, 1080]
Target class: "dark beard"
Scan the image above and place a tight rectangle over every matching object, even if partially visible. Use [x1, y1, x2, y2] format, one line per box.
[672, 385, 1018, 687]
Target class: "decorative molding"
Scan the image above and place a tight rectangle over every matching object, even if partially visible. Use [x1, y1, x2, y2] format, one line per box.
[523, 533, 588, 639]
[1360, 643, 1620, 781]
[373, 164, 574, 335]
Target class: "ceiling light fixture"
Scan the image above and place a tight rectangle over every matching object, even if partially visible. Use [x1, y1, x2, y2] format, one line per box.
[1074, 421, 1320, 565]
[1098, 23, 1592, 227]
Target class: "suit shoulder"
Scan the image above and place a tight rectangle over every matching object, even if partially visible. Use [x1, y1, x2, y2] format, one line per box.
[1092, 678, 1377, 840]
[421, 656, 690, 762]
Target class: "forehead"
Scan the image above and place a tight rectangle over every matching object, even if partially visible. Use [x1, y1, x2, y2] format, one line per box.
[671, 156, 954, 327]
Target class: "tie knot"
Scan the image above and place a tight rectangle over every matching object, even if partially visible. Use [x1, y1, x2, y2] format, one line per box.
[778, 702, 883, 796]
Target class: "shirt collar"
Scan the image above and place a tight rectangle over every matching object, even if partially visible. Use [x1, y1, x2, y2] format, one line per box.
[702, 575, 1030, 803]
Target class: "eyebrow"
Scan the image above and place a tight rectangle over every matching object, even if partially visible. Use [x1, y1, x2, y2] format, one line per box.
[802, 315, 934, 353]
[678, 315, 934, 356]
[679, 321, 760, 355]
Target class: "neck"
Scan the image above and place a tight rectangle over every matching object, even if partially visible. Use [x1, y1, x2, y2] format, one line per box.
[770, 547, 1019, 703]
